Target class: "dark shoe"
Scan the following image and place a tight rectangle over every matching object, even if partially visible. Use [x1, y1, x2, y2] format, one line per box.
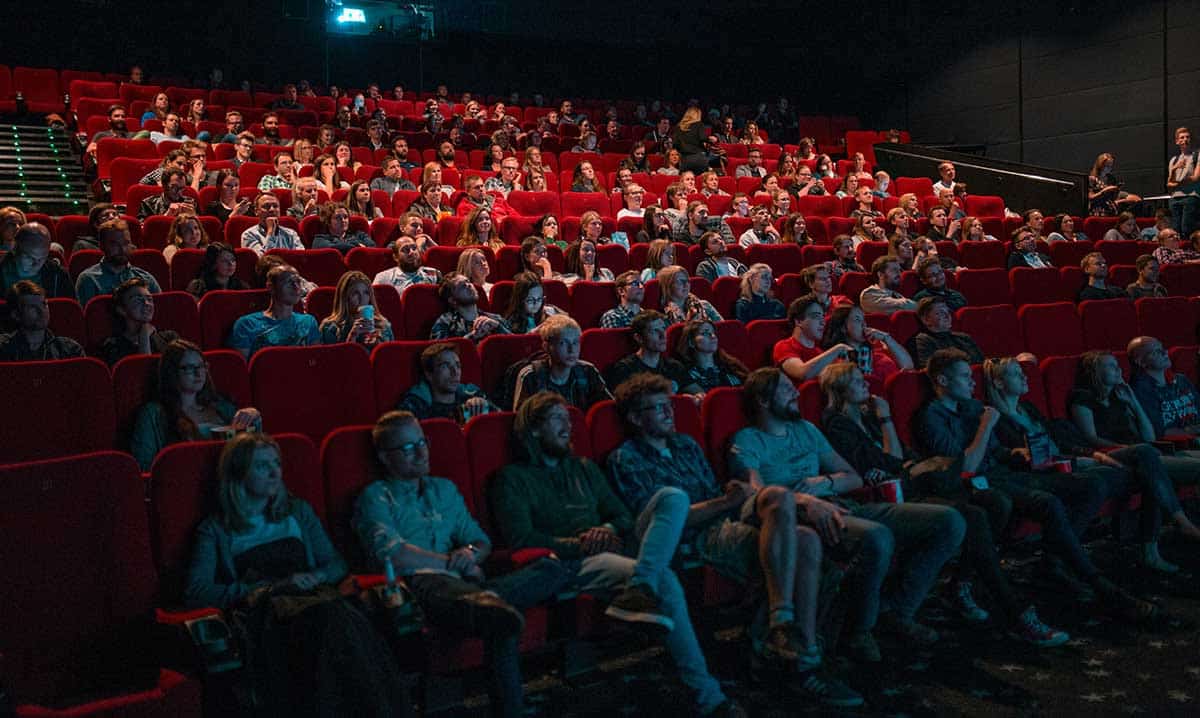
[705, 699, 748, 717]
[794, 671, 865, 708]
[757, 622, 800, 665]
[845, 631, 882, 663]
[459, 591, 525, 637]
[954, 581, 990, 623]
[1009, 606, 1070, 648]
[877, 613, 939, 646]
[604, 583, 674, 632]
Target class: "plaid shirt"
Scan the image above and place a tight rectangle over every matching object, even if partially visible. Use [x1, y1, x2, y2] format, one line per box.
[1153, 246, 1200, 266]
[257, 174, 293, 191]
[608, 433, 721, 516]
[430, 309, 510, 342]
[599, 304, 639, 329]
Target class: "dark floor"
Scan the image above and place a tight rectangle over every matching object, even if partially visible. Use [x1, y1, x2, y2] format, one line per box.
[446, 525, 1200, 717]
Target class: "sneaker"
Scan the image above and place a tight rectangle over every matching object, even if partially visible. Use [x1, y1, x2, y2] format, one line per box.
[458, 591, 525, 638]
[845, 631, 882, 663]
[604, 583, 674, 632]
[1009, 606, 1070, 648]
[877, 613, 939, 646]
[1092, 577, 1161, 624]
[954, 581, 990, 623]
[757, 623, 800, 665]
[794, 671, 865, 708]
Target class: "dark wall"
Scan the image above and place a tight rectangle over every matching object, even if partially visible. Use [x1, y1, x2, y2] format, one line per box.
[890, 0, 1199, 197]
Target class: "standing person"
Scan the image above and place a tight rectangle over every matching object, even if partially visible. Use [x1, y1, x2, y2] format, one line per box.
[186, 433, 411, 717]
[672, 107, 712, 174]
[1168, 127, 1200, 238]
[1088, 153, 1141, 216]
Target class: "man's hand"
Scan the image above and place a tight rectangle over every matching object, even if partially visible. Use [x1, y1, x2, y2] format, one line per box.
[798, 496, 848, 545]
[447, 546, 480, 574]
[231, 407, 262, 431]
[472, 315, 501, 336]
[578, 527, 621, 556]
[264, 216, 279, 236]
[723, 479, 756, 507]
[461, 396, 490, 421]
[980, 406, 1000, 430]
[1092, 451, 1123, 468]
[1011, 447, 1031, 463]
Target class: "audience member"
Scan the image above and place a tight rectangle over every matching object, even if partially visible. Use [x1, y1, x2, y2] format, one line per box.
[345, 180, 383, 220]
[562, 239, 614, 284]
[912, 257, 967, 310]
[830, 235, 865, 276]
[456, 248, 494, 295]
[1128, 337, 1200, 442]
[503, 272, 564, 334]
[673, 201, 736, 245]
[1126, 254, 1168, 298]
[907, 296, 985, 367]
[99, 277, 178, 365]
[228, 264, 319, 359]
[370, 157, 416, 197]
[1046, 214, 1086, 243]
[430, 272, 509, 343]
[318, 271, 393, 346]
[924, 207, 960, 244]
[256, 152, 296, 191]
[694, 231, 747, 282]
[823, 304, 913, 393]
[512, 315, 610, 411]
[774, 296, 856, 385]
[932, 162, 956, 195]
[1077, 252, 1127, 301]
[129, 339, 261, 470]
[859, 255, 917, 315]
[1006, 226, 1052, 269]
[397, 342, 496, 422]
[658, 265, 723, 323]
[1152, 226, 1200, 266]
[76, 219, 162, 306]
[1102, 212, 1141, 242]
[604, 310, 702, 395]
[961, 216, 998, 242]
[312, 202, 372, 253]
[599, 271, 644, 328]
[186, 242, 247, 299]
[738, 205, 781, 247]
[138, 168, 196, 220]
[161, 213, 208, 265]
[312, 155, 348, 195]
[205, 170, 253, 225]
[734, 263, 785, 322]
[455, 206, 503, 252]
[0, 222, 73, 298]
[373, 235, 440, 293]
[241, 193, 303, 255]
[800, 264, 852, 312]
[673, 320, 748, 393]
[0, 281, 83, 361]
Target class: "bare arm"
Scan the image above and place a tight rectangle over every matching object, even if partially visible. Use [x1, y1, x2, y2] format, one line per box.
[780, 343, 853, 383]
[962, 408, 999, 474]
[872, 397, 904, 459]
[1069, 404, 1126, 449]
[870, 330, 913, 370]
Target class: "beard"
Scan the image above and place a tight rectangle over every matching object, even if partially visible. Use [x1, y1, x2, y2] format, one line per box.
[399, 257, 421, 272]
[111, 119, 127, 132]
[539, 435, 571, 458]
[770, 400, 803, 422]
[265, 127, 280, 138]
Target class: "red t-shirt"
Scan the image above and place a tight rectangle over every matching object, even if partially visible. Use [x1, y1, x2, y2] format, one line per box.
[773, 337, 822, 370]
[772, 337, 899, 392]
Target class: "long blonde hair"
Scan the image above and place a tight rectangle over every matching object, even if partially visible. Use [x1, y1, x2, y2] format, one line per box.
[819, 362, 861, 414]
[677, 107, 702, 132]
[325, 270, 384, 329]
[217, 433, 293, 532]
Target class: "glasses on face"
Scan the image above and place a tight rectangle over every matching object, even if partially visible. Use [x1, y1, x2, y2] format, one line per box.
[380, 437, 427, 456]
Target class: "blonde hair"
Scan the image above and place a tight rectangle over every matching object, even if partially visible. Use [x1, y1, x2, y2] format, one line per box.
[982, 356, 1022, 415]
[644, 239, 674, 272]
[325, 270, 382, 329]
[656, 264, 689, 305]
[739, 263, 773, 300]
[677, 106, 702, 132]
[166, 213, 208, 249]
[217, 433, 293, 532]
[455, 248, 490, 283]
[818, 362, 860, 414]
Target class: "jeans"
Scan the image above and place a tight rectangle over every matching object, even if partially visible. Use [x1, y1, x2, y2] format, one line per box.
[989, 468, 1105, 578]
[926, 493, 1026, 621]
[1078, 444, 1183, 542]
[566, 487, 727, 713]
[836, 502, 965, 632]
[1170, 195, 1200, 238]
[408, 558, 570, 718]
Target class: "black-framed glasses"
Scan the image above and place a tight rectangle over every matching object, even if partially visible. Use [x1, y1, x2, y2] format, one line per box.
[380, 437, 427, 455]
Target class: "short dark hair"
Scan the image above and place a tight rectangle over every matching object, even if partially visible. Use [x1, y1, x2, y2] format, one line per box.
[916, 295, 948, 320]
[419, 341, 458, 376]
[437, 271, 466, 304]
[916, 256, 941, 279]
[160, 167, 186, 187]
[1135, 254, 1157, 272]
[630, 309, 666, 340]
[742, 366, 783, 422]
[613, 372, 673, 425]
[926, 348, 970, 382]
[787, 295, 823, 325]
[870, 254, 899, 277]
[6, 279, 44, 305]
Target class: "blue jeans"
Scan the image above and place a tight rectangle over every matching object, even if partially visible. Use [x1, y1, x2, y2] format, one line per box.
[1170, 195, 1200, 238]
[837, 502, 965, 632]
[1077, 444, 1183, 542]
[567, 487, 727, 713]
[990, 467, 1106, 578]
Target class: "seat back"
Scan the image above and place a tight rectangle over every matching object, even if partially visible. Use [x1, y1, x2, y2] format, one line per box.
[701, 386, 746, 480]
[1135, 297, 1197, 347]
[1078, 299, 1138, 351]
[1019, 302, 1084, 358]
[1009, 267, 1062, 306]
[370, 337, 480, 415]
[478, 333, 544, 400]
[0, 358, 114, 463]
[250, 344, 376, 440]
[585, 396, 703, 466]
[580, 327, 636, 374]
[198, 289, 271, 349]
[83, 290, 201, 354]
[884, 369, 933, 445]
[955, 268, 1010, 306]
[955, 304, 1023, 358]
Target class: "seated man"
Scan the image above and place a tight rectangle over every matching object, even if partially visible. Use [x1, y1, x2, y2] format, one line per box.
[483, 157, 522, 197]
[1126, 254, 1168, 298]
[0, 281, 84, 361]
[774, 296, 856, 385]
[268, 86, 304, 112]
[230, 132, 257, 168]
[730, 367, 965, 658]
[694, 231, 748, 283]
[0, 222, 73, 298]
[1006, 226, 1052, 269]
[737, 205, 781, 248]
[241, 193, 303, 255]
[599, 271, 645, 329]
[100, 278, 179, 366]
[513, 315, 611, 411]
[397, 341, 495, 422]
[370, 157, 417, 198]
[1077, 251, 1128, 301]
[1128, 335, 1200, 441]
[906, 297, 984, 368]
[914, 349, 1155, 620]
[735, 147, 767, 179]
[430, 272, 510, 343]
[356, 411, 568, 718]
[228, 264, 319, 359]
[373, 234, 442, 292]
[932, 161, 956, 195]
[286, 177, 322, 220]
[137, 168, 196, 220]
[603, 310, 702, 395]
[911, 257, 966, 311]
[1151, 227, 1200, 266]
[386, 212, 437, 254]
[454, 175, 512, 223]
[85, 104, 129, 156]
[607, 375, 863, 705]
[859, 255, 917, 315]
[671, 201, 735, 245]
[256, 152, 296, 191]
[254, 112, 293, 146]
[493, 392, 745, 717]
[75, 219, 162, 306]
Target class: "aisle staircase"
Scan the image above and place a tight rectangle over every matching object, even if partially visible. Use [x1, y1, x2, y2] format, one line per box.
[0, 124, 88, 215]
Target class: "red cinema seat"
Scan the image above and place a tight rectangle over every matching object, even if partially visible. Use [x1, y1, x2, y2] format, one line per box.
[347, 247, 395, 278]
[800, 245, 836, 266]
[1039, 355, 1081, 419]
[1019, 302, 1084, 358]
[478, 332, 544, 398]
[12, 66, 62, 111]
[400, 283, 445, 339]
[198, 289, 271, 349]
[955, 304, 1024, 358]
[83, 290, 201, 355]
[893, 177, 934, 197]
[1078, 299, 1138, 351]
[708, 276, 743, 319]
[1047, 240, 1094, 270]
[796, 195, 839, 217]
[1009, 267, 1062, 306]
[838, 271, 873, 301]
[889, 310, 921, 347]
[507, 191, 560, 217]
[745, 244, 805, 275]
[47, 297, 86, 344]
[580, 327, 636, 375]
[0, 452, 202, 717]
[855, 241, 889, 270]
[963, 195, 1004, 217]
[586, 396, 702, 465]
[958, 242, 1007, 270]
[370, 337, 480, 415]
[595, 243, 629, 277]
[1169, 345, 1199, 384]
[569, 281, 620, 329]
[745, 318, 791, 369]
[266, 248, 347, 287]
[435, 216, 466, 247]
[389, 191, 423, 219]
[885, 369, 933, 444]
[0, 358, 114, 463]
[561, 192, 610, 217]
[700, 386, 747, 479]
[1136, 297, 1197, 347]
[251, 344, 376, 440]
[955, 268, 1011, 306]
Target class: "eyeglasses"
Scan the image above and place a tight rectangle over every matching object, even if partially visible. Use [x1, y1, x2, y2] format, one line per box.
[380, 437, 427, 455]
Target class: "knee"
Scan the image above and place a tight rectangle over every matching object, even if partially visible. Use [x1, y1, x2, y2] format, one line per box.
[651, 486, 690, 516]
[957, 504, 991, 541]
[939, 507, 967, 546]
[796, 526, 822, 562]
[758, 485, 794, 520]
[860, 524, 895, 565]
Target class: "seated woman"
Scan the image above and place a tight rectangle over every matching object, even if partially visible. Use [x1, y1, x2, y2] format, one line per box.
[635, 206, 673, 245]
[800, 263, 853, 312]
[503, 271, 565, 333]
[814, 154, 836, 179]
[407, 181, 450, 222]
[163, 213, 209, 265]
[101, 278, 180, 366]
[421, 162, 456, 196]
[130, 339, 261, 470]
[1046, 214, 1087, 243]
[313, 202, 373, 253]
[455, 247, 494, 296]
[898, 192, 923, 219]
[455, 206, 503, 251]
[819, 362, 1069, 646]
[569, 161, 605, 193]
[657, 148, 682, 176]
[776, 153, 799, 182]
[291, 138, 315, 169]
[657, 264, 722, 323]
[319, 271, 394, 347]
[639, 238, 675, 283]
[617, 183, 647, 220]
[888, 234, 917, 270]
[518, 236, 556, 279]
[987, 356, 1200, 574]
[187, 242, 248, 299]
[821, 304, 913, 394]
[886, 208, 912, 241]
[673, 319, 747, 393]
[184, 432, 409, 716]
[1068, 350, 1200, 505]
[312, 155, 349, 195]
[332, 140, 363, 172]
[959, 215, 998, 243]
[578, 209, 628, 250]
[561, 239, 614, 284]
[734, 262, 786, 322]
[345, 180, 384, 220]
[204, 170, 254, 225]
[1089, 152, 1141, 216]
[851, 214, 886, 247]
[1102, 211, 1141, 242]
[835, 173, 861, 199]
[915, 236, 959, 272]
[779, 212, 810, 245]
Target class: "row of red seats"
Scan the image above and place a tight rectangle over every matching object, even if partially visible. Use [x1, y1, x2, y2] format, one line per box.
[7, 294, 1199, 465]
